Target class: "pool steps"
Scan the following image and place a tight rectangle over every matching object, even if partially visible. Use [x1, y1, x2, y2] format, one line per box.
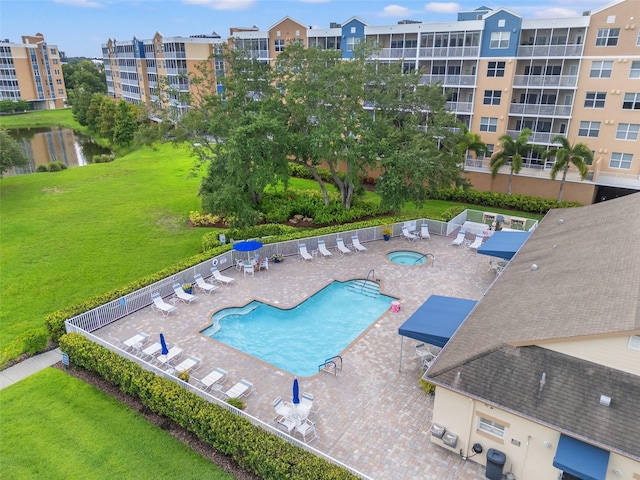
[347, 279, 380, 298]
[208, 302, 261, 335]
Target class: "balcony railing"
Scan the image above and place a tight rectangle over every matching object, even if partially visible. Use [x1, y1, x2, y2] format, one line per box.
[419, 74, 476, 86]
[506, 130, 564, 145]
[446, 101, 473, 113]
[509, 104, 572, 117]
[517, 44, 583, 57]
[512, 75, 577, 87]
[418, 46, 479, 58]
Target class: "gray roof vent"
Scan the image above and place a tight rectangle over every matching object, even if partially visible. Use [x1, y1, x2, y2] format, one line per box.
[599, 394, 611, 407]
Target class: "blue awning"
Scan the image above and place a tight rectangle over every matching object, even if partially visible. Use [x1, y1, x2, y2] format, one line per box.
[553, 434, 610, 480]
[398, 295, 477, 347]
[477, 231, 531, 260]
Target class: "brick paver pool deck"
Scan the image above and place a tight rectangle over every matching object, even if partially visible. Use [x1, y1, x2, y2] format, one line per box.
[95, 234, 497, 479]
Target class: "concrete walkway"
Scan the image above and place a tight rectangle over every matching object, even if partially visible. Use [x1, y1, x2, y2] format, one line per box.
[0, 348, 62, 390]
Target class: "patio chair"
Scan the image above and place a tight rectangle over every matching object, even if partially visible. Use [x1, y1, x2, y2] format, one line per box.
[155, 346, 183, 367]
[210, 267, 234, 286]
[258, 256, 269, 271]
[336, 237, 352, 254]
[174, 355, 201, 375]
[172, 283, 198, 304]
[140, 341, 162, 360]
[317, 240, 333, 258]
[401, 226, 419, 241]
[194, 273, 218, 294]
[415, 343, 433, 360]
[298, 243, 314, 260]
[151, 292, 177, 316]
[295, 419, 318, 443]
[451, 231, 466, 246]
[273, 396, 290, 423]
[301, 392, 317, 415]
[224, 379, 254, 399]
[420, 224, 431, 240]
[277, 417, 296, 435]
[351, 236, 367, 252]
[120, 332, 149, 353]
[243, 262, 255, 277]
[469, 234, 484, 250]
[197, 367, 228, 393]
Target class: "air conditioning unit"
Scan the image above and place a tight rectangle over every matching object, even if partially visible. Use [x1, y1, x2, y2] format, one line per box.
[430, 423, 446, 439]
[443, 431, 458, 448]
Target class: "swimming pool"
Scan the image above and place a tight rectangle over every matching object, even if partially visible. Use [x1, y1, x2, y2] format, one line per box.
[200, 280, 396, 377]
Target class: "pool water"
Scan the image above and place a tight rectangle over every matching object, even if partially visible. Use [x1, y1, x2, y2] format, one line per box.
[387, 250, 428, 266]
[200, 280, 396, 377]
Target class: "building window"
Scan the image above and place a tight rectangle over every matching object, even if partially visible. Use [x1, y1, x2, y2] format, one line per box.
[478, 417, 506, 439]
[52, 59, 59, 65]
[346, 37, 361, 52]
[595, 28, 620, 46]
[590, 61, 613, 78]
[483, 90, 501, 105]
[351, 27, 356, 34]
[295, 30, 300, 36]
[623, 92, 640, 110]
[480, 117, 498, 132]
[57, 88, 64, 94]
[630, 61, 640, 79]
[274, 39, 285, 52]
[616, 123, 639, 140]
[487, 61, 505, 77]
[54, 69, 60, 75]
[490, 31, 510, 49]
[584, 91, 606, 108]
[578, 121, 600, 137]
[50, 48, 57, 54]
[56, 79, 62, 85]
[609, 152, 633, 169]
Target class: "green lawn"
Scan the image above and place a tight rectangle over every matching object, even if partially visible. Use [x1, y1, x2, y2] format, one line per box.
[0, 108, 86, 131]
[0, 368, 234, 480]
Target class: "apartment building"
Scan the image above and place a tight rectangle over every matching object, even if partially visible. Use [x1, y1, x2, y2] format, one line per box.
[101, 32, 225, 115]
[0, 33, 66, 110]
[106, 0, 638, 203]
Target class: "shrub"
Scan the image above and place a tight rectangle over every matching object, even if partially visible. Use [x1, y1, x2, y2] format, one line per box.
[431, 188, 581, 213]
[47, 161, 67, 172]
[21, 328, 49, 355]
[419, 378, 436, 396]
[226, 397, 245, 410]
[36, 164, 48, 172]
[189, 211, 225, 227]
[92, 154, 114, 164]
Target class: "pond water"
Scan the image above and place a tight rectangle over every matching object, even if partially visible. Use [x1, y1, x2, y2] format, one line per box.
[5, 126, 112, 176]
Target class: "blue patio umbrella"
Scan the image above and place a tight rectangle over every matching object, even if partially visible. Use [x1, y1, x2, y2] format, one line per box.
[160, 333, 169, 355]
[233, 240, 264, 260]
[292, 377, 300, 405]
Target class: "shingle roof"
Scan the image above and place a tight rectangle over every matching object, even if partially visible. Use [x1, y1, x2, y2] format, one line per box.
[427, 192, 640, 458]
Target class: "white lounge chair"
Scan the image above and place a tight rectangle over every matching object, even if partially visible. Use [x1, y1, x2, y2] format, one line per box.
[336, 237, 352, 254]
[469, 234, 484, 250]
[451, 231, 466, 246]
[299, 243, 314, 260]
[211, 267, 234, 286]
[155, 346, 183, 367]
[224, 379, 254, 399]
[402, 226, 419, 241]
[141, 342, 162, 360]
[351, 236, 367, 252]
[194, 273, 217, 294]
[151, 292, 177, 316]
[174, 355, 201, 375]
[317, 240, 333, 258]
[420, 224, 431, 240]
[121, 332, 149, 352]
[172, 283, 198, 304]
[197, 367, 228, 393]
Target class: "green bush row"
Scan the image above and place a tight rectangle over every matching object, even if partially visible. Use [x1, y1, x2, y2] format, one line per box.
[430, 188, 582, 213]
[35, 161, 68, 172]
[59, 333, 358, 480]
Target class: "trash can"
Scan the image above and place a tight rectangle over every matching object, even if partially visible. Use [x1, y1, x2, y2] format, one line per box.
[486, 449, 506, 480]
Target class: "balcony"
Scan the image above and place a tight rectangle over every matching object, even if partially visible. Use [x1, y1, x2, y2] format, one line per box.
[506, 130, 564, 145]
[513, 75, 577, 87]
[418, 46, 480, 58]
[593, 171, 640, 189]
[446, 101, 473, 113]
[373, 48, 418, 59]
[419, 74, 476, 86]
[509, 104, 572, 117]
[517, 44, 583, 57]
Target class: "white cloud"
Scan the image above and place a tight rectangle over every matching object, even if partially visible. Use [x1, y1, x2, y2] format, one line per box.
[424, 2, 460, 14]
[533, 7, 580, 18]
[380, 4, 412, 17]
[53, 0, 103, 7]
[183, 0, 256, 10]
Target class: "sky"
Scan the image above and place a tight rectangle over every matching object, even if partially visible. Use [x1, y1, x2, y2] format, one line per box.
[0, 0, 612, 58]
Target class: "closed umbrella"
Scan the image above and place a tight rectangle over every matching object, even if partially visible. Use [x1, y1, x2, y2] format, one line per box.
[232, 240, 264, 261]
[292, 377, 300, 405]
[160, 333, 169, 355]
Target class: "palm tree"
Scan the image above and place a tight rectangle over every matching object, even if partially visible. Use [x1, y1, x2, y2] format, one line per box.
[548, 136, 593, 201]
[489, 128, 539, 195]
[458, 126, 488, 166]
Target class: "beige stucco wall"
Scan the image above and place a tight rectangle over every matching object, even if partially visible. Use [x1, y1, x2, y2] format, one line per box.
[432, 387, 640, 479]
[539, 335, 640, 375]
[464, 171, 597, 204]
[268, 18, 307, 60]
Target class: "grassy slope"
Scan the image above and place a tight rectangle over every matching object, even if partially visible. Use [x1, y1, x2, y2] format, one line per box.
[0, 108, 86, 131]
[0, 142, 205, 350]
[0, 368, 233, 480]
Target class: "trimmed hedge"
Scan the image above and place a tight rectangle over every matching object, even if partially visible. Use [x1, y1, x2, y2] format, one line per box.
[59, 333, 358, 480]
[430, 188, 582, 213]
